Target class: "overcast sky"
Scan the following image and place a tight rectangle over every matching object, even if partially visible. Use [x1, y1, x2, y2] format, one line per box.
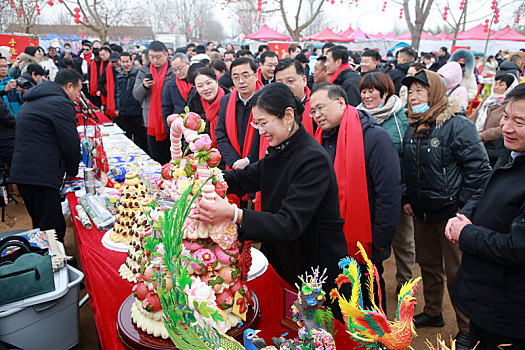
[39, 0, 522, 37]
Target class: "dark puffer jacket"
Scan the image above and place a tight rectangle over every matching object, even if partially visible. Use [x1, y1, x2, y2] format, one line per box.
[332, 68, 361, 107]
[402, 97, 491, 222]
[453, 152, 525, 339]
[9, 81, 80, 189]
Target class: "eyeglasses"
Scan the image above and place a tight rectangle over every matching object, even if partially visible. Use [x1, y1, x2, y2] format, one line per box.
[310, 100, 338, 117]
[82, 48, 91, 52]
[232, 72, 255, 82]
[250, 116, 278, 131]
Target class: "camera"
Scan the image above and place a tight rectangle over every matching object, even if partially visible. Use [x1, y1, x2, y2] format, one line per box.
[16, 76, 36, 90]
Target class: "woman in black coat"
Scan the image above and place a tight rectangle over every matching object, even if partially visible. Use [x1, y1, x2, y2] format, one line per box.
[191, 83, 349, 317]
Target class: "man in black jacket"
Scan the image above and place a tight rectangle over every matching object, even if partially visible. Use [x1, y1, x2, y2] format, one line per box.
[9, 69, 82, 242]
[447, 83, 525, 349]
[324, 45, 361, 106]
[389, 47, 417, 95]
[310, 83, 401, 311]
[115, 52, 147, 152]
[0, 99, 15, 168]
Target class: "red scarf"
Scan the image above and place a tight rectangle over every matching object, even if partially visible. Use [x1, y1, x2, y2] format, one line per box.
[148, 61, 169, 141]
[225, 81, 263, 206]
[314, 105, 372, 259]
[105, 63, 116, 118]
[201, 88, 225, 148]
[89, 60, 99, 96]
[225, 81, 263, 162]
[257, 67, 263, 83]
[82, 53, 92, 62]
[328, 62, 352, 83]
[176, 77, 193, 101]
[302, 86, 314, 136]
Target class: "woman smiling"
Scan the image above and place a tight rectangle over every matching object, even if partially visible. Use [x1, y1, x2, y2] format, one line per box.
[189, 83, 348, 317]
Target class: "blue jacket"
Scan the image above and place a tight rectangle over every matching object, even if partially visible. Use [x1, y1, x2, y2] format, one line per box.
[0, 75, 23, 117]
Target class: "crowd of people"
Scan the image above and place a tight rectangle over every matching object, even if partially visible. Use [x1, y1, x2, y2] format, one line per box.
[1, 38, 525, 349]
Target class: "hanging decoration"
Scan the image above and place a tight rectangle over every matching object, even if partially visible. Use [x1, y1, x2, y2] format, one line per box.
[399, 7, 404, 19]
[443, 6, 449, 21]
[459, 0, 465, 11]
[517, 14, 521, 24]
[382, 1, 387, 12]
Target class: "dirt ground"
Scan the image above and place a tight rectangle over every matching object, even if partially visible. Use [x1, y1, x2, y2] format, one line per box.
[1, 197, 461, 350]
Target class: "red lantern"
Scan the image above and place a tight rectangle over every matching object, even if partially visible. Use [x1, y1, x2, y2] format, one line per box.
[74, 13, 80, 18]
[74, 18, 81, 24]
[262, 16, 265, 24]
[74, 7, 80, 12]
[485, 19, 490, 23]
[48, 1, 54, 6]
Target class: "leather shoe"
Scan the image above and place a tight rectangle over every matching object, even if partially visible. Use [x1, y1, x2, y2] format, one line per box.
[455, 332, 470, 350]
[413, 312, 445, 328]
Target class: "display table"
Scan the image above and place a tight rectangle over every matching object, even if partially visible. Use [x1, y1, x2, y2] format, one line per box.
[69, 193, 358, 349]
[68, 117, 358, 349]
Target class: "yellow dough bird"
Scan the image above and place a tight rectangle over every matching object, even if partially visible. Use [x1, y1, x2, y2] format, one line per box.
[330, 242, 421, 350]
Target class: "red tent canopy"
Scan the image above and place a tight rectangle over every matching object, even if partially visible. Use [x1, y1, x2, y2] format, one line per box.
[245, 25, 292, 41]
[492, 25, 525, 42]
[455, 23, 495, 40]
[301, 27, 350, 42]
[347, 28, 369, 41]
[396, 32, 412, 40]
[339, 25, 354, 38]
[383, 32, 397, 40]
[367, 32, 384, 39]
[434, 31, 449, 40]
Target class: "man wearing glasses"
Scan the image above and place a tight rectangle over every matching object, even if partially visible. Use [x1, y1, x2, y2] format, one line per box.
[216, 57, 262, 171]
[74, 41, 95, 103]
[310, 82, 401, 312]
[133, 41, 175, 164]
[274, 58, 315, 136]
[162, 53, 193, 134]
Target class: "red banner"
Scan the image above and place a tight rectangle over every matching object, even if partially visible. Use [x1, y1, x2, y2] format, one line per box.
[0, 34, 39, 62]
[268, 42, 290, 59]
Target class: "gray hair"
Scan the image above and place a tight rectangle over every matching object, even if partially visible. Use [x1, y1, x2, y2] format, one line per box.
[173, 52, 189, 63]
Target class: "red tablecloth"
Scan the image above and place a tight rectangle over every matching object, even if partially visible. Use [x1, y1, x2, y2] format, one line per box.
[68, 193, 359, 349]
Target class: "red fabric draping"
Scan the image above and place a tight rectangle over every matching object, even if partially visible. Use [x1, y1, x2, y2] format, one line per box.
[68, 193, 357, 349]
[147, 61, 169, 141]
[314, 105, 372, 259]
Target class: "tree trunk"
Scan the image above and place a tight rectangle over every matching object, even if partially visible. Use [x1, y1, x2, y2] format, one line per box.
[410, 29, 422, 51]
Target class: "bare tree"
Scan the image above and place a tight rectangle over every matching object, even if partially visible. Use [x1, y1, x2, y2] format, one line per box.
[278, 0, 326, 41]
[147, 0, 224, 42]
[392, 0, 434, 50]
[0, 1, 16, 32]
[60, 0, 139, 41]
[6, 0, 49, 33]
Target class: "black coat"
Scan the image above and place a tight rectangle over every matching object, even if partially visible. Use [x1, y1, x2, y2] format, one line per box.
[332, 68, 361, 107]
[452, 152, 525, 339]
[225, 125, 348, 295]
[389, 62, 411, 95]
[9, 81, 80, 189]
[402, 98, 492, 222]
[161, 78, 195, 120]
[321, 110, 401, 262]
[115, 67, 142, 117]
[215, 93, 260, 167]
[0, 99, 15, 140]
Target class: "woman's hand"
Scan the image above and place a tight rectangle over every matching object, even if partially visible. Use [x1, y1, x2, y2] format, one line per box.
[232, 157, 249, 169]
[403, 203, 414, 217]
[188, 195, 236, 225]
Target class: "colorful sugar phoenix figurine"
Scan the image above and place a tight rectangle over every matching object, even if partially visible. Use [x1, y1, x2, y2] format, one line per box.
[270, 268, 336, 350]
[330, 242, 421, 350]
